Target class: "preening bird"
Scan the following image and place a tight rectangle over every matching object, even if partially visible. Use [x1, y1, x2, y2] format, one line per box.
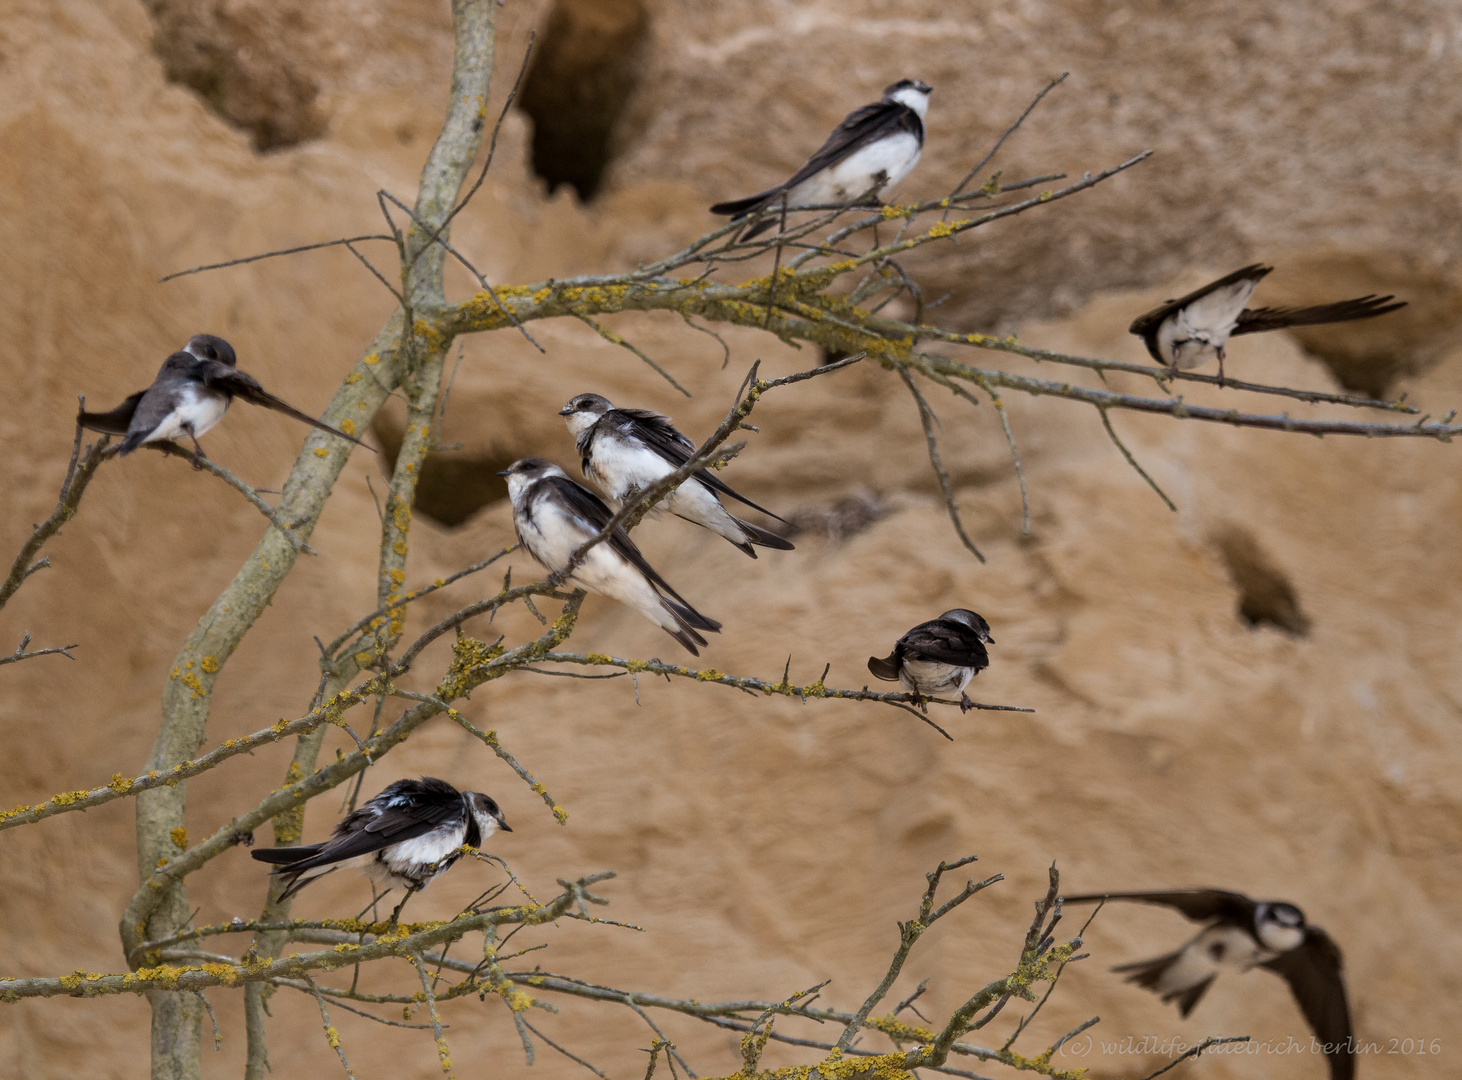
[500, 457, 722, 655]
[78, 334, 369, 457]
[710, 78, 932, 240]
[251, 777, 510, 904]
[559, 393, 794, 559]
[1129, 264, 1406, 380]
[1062, 889, 1353, 1080]
[867, 608, 993, 712]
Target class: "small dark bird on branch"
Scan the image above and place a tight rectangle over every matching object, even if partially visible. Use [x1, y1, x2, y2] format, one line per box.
[500, 457, 722, 655]
[710, 78, 932, 241]
[867, 608, 993, 712]
[560, 393, 794, 558]
[1062, 888, 1353, 1080]
[252, 777, 510, 904]
[78, 334, 370, 458]
[1129, 264, 1406, 381]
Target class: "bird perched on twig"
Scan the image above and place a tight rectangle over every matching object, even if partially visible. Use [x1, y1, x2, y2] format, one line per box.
[1128, 264, 1406, 381]
[559, 393, 794, 559]
[867, 608, 993, 712]
[710, 78, 932, 241]
[78, 334, 369, 459]
[251, 777, 510, 913]
[500, 457, 722, 655]
[1062, 888, 1353, 1080]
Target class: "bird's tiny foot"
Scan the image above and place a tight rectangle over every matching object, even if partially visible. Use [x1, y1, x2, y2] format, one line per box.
[960, 693, 975, 714]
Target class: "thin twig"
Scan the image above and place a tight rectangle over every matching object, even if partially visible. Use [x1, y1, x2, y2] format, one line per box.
[897, 365, 985, 562]
[0, 633, 79, 667]
[157, 236, 397, 283]
[1097, 407, 1177, 512]
[948, 73, 1070, 208]
[1135, 1036, 1252, 1080]
[575, 314, 690, 396]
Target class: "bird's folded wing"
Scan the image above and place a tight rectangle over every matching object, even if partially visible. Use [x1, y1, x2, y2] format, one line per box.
[710, 100, 911, 216]
[1058, 888, 1255, 923]
[1128, 264, 1273, 337]
[544, 474, 702, 608]
[1261, 929, 1353, 1079]
[77, 390, 147, 434]
[197, 361, 371, 448]
[1232, 295, 1406, 336]
[901, 622, 990, 668]
[619, 410, 789, 523]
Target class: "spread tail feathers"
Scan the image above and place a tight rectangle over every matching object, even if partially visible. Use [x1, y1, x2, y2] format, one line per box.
[1113, 950, 1216, 1018]
[867, 653, 900, 681]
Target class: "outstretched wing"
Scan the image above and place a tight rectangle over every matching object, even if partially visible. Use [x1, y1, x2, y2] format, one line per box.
[197, 362, 371, 448]
[1232, 295, 1406, 336]
[899, 618, 990, 670]
[710, 100, 919, 216]
[1261, 927, 1353, 1080]
[615, 409, 789, 523]
[1060, 888, 1257, 924]
[1129, 264, 1273, 339]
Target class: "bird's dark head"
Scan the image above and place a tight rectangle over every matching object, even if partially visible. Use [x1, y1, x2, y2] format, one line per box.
[184, 334, 237, 367]
[559, 393, 614, 418]
[496, 458, 565, 503]
[466, 792, 512, 836]
[939, 608, 994, 644]
[496, 457, 560, 480]
[1254, 901, 1306, 951]
[559, 393, 614, 437]
[883, 78, 933, 117]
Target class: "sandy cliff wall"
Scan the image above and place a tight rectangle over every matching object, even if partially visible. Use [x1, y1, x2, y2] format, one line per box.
[0, 1, 1459, 1077]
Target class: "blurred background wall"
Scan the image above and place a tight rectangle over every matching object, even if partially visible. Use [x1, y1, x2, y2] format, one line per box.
[0, 1, 1459, 1076]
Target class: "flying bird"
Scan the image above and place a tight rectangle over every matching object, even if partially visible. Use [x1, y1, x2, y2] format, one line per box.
[500, 457, 722, 655]
[867, 608, 993, 712]
[1129, 264, 1406, 380]
[251, 777, 510, 904]
[559, 393, 794, 559]
[1062, 888, 1353, 1080]
[710, 78, 932, 240]
[78, 334, 369, 457]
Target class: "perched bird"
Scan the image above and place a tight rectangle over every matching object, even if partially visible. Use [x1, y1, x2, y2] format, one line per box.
[559, 393, 794, 559]
[251, 777, 510, 903]
[710, 78, 932, 240]
[1062, 889, 1353, 1080]
[867, 608, 993, 712]
[499, 457, 722, 655]
[1129, 264, 1406, 380]
[78, 334, 368, 457]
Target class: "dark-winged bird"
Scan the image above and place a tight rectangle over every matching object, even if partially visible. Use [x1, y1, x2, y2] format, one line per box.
[1129, 264, 1406, 380]
[79, 334, 368, 456]
[500, 457, 722, 655]
[559, 393, 794, 558]
[867, 608, 993, 712]
[710, 78, 931, 240]
[1062, 889, 1353, 1080]
[252, 777, 510, 903]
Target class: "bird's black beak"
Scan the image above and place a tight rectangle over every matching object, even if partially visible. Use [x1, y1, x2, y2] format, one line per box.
[985, 634, 995, 644]
[499, 821, 514, 832]
[496, 468, 511, 477]
[557, 406, 574, 416]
